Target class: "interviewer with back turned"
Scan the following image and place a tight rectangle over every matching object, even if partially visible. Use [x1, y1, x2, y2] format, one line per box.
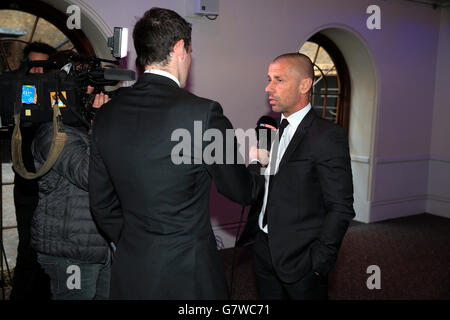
[88, 8, 263, 299]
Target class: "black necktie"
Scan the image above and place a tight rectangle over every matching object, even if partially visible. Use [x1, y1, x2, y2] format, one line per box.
[263, 118, 289, 227]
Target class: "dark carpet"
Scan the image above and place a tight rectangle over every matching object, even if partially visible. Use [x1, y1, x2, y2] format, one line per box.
[221, 213, 450, 300]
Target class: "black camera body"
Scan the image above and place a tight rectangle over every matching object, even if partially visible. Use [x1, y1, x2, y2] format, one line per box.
[0, 26, 132, 129]
[1, 27, 133, 179]
[0, 71, 82, 128]
[0, 55, 135, 129]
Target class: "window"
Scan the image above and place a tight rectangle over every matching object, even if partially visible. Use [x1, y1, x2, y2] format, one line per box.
[0, 0, 95, 75]
[0, 9, 77, 74]
[299, 34, 351, 132]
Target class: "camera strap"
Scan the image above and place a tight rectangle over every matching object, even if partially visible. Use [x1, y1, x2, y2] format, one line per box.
[11, 103, 68, 179]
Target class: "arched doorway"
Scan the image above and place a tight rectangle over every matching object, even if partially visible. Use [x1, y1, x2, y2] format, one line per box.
[299, 33, 351, 133]
[300, 27, 378, 223]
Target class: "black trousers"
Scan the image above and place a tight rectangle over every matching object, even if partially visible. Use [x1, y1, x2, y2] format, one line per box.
[253, 231, 328, 300]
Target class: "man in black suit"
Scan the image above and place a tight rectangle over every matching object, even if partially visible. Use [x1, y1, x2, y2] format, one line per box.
[88, 7, 263, 299]
[248, 53, 355, 300]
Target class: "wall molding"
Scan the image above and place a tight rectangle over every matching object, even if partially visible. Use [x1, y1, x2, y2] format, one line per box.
[428, 194, 450, 204]
[429, 155, 450, 163]
[371, 194, 450, 221]
[377, 154, 429, 164]
[350, 155, 370, 163]
[372, 194, 450, 207]
[376, 154, 450, 164]
[372, 194, 428, 207]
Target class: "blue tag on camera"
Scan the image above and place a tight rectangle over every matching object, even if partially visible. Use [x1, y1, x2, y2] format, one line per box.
[21, 85, 37, 104]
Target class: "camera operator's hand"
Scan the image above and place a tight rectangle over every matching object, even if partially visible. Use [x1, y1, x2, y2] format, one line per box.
[93, 92, 110, 109]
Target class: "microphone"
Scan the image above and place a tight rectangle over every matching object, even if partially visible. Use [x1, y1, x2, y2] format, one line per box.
[255, 115, 278, 151]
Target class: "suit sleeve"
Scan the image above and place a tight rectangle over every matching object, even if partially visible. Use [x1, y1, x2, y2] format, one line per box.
[88, 122, 124, 244]
[204, 102, 264, 205]
[311, 125, 355, 276]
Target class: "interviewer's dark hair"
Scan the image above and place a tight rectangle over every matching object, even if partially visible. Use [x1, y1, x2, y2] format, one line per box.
[133, 7, 192, 69]
[23, 41, 56, 59]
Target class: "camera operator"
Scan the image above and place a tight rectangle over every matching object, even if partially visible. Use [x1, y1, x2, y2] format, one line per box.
[10, 41, 56, 300]
[28, 51, 111, 300]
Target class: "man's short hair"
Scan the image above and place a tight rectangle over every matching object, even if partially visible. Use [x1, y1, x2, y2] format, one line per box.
[133, 7, 192, 69]
[23, 41, 56, 59]
[273, 53, 314, 81]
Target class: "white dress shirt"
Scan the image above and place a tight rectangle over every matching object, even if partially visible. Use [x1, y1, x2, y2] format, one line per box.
[144, 69, 180, 87]
[258, 103, 312, 233]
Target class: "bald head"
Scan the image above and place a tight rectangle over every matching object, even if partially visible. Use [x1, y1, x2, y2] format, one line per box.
[273, 53, 314, 84]
[266, 53, 314, 117]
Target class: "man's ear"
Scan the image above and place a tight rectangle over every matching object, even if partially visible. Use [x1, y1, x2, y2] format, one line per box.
[300, 77, 313, 94]
[173, 39, 185, 59]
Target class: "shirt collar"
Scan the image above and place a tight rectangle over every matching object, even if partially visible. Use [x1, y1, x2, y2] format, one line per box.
[281, 103, 312, 128]
[144, 69, 180, 87]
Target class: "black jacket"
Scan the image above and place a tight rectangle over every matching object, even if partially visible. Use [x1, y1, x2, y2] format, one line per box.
[89, 73, 263, 299]
[240, 109, 355, 283]
[31, 122, 109, 263]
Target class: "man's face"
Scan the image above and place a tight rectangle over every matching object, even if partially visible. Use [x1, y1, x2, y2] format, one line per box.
[265, 60, 302, 117]
[179, 43, 192, 88]
[28, 52, 49, 74]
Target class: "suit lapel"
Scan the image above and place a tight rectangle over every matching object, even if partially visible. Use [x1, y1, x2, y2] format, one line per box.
[277, 108, 316, 172]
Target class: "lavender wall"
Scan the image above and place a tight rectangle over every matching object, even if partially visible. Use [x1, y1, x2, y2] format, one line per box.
[44, 0, 447, 246]
[427, 7, 450, 218]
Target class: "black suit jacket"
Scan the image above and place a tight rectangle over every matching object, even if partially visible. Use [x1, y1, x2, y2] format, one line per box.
[88, 73, 263, 299]
[240, 108, 355, 283]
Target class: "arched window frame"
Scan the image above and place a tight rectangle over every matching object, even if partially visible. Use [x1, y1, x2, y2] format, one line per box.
[0, 0, 95, 57]
[305, 33, 351, 133]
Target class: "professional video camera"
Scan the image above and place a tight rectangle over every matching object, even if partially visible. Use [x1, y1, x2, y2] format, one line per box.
[0, 27, 135, 179]
[0, 27, 134, 129]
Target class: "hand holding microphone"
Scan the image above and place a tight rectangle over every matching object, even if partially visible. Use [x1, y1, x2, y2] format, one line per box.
[250, 115, 278, 167]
